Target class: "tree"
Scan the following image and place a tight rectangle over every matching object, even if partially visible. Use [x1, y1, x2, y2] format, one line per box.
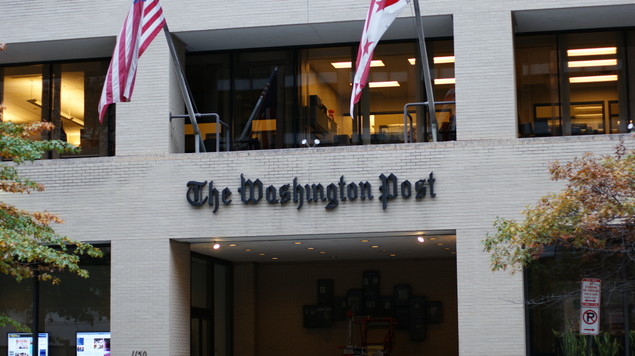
[483, 139, 634, 282]
[0, 42, 103, 331]
[482, 139, 635, 355]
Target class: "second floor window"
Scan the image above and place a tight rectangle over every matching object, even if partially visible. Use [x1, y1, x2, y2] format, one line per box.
[516, 30, 633, 138]
[0, 60, 114, 157]
[185, 40, 455, 152]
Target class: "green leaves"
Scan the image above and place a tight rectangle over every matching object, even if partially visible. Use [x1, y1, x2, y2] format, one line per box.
[0, 121, 79, 163]
[0, 119, 101, 330]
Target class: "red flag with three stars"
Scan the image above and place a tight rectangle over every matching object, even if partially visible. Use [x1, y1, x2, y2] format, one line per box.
[350, 0, 408, 119]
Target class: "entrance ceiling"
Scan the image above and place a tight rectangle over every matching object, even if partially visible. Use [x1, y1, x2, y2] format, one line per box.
[188, 230, 456, 263]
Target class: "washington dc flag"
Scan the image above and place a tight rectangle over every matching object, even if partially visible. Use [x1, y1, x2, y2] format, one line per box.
[350, 0, 407, 118]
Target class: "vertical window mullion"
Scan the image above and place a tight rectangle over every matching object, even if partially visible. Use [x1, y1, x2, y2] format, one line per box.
[557, 35, 572, 136]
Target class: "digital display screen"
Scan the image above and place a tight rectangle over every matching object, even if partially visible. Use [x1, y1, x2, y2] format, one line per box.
[76, 332, 110, 356]
[7, 333, 48, 356]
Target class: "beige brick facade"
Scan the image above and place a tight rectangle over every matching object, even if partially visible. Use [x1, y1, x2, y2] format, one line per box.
[2, 1, 635, 355]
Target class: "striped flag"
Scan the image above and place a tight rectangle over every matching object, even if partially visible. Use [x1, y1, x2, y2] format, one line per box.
[98, 0, 166, 122]
[350, 0, 407, 118]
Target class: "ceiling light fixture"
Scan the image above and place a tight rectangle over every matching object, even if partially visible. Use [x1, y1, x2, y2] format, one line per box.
[434, 78, 455, 85]
[417, 236, 425, 243]
[569, 75, 618, 83]
[213, 242, 221, 250]
[433, 56, 455, 64]
[567, 47, 617, 57]
[332, 60, 384, 69]
[568, 59, 617, 68]
[368, 81, 400, 88]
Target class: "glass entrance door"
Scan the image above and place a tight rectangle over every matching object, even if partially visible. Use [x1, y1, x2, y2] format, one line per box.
[191, 254, 232, 356]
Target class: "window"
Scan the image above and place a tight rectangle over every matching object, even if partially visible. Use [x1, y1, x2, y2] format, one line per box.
[516, 30, 634, 137]
[185, 40, 455, 152]
[526, 247, 634, 355]
[0, 60, 114, 157]
[0, 246, 110, 356]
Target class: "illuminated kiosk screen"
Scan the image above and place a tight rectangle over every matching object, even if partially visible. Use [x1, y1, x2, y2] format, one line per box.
[7, 332, 48, 356]
[76, 332, 110, 356]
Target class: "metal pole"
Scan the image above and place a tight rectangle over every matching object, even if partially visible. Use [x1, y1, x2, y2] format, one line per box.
[32, 271, 39, 356]
[623, 291, 631, 354]
[162, 25, 206, 152]
[412, 0, 438, 142]
[238, 66, 279, 142]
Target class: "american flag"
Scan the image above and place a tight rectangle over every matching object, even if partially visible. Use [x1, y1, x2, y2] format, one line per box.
[350, 0, 407, 119]
[98, 0, 166, 122]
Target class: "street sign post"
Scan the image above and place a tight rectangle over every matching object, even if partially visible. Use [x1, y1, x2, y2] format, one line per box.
[580, 278, 601, 336]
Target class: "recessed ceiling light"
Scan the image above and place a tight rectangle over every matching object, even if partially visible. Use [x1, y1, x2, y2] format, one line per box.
[213, 243, 221, 250]
[429, 237, 438, 240]
[569, 75, 618, 83]
[368, 81, 400, 88]
[433, 56, 456, 64]
[389, 253, 397, 257]
[417, 236, 425, 243]
[307, 247, 315, 250]
[331, 60, 384, 69]
[319, 251, 326, 254]
[258, 253, 265, 256]
[294, 242, 302, 245]
[371, 245, 379, 249]
[229, 244, 237, 247]
[360, 240, 369, 243]
[272, 257, 279, 260]
[567, 47, 617, 57]
[568, 59, 617, 68]
[436, 243, 445, 246]
[434, 78, 455, 85]
[244, 249, 252, 252]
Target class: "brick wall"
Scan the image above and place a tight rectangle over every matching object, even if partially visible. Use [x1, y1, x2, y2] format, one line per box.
[2, 1, 635, 355]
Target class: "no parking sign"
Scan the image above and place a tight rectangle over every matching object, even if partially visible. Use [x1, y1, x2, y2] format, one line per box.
[580, 306, 600, 335]
[580, 278, 601, 335]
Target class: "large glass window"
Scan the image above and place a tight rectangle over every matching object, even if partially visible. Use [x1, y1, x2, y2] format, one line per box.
[516, 30, 633, 137]
[526, 248, 634, 356]
[0, 246, 111, 356]
[185, 40, 455, 152]
[0, 60, 114, 157]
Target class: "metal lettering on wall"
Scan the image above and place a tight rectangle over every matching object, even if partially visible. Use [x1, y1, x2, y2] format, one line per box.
[186, 173, 435, 213]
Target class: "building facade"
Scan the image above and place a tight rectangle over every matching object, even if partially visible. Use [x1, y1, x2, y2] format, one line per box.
[1, 0, 634, 355]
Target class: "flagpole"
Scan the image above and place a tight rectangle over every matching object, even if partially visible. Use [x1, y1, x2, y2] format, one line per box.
[162, 25, 206, 152]
[412, 0, 438, 142]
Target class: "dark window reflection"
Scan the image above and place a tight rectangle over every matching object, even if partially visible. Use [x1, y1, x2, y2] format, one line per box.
[0, 246, 110, 356]
[516, 30, 633, 137]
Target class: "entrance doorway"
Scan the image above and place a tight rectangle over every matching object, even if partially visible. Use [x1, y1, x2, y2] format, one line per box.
[191, 254, 232, 356]
[189, 231, 458, 356]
